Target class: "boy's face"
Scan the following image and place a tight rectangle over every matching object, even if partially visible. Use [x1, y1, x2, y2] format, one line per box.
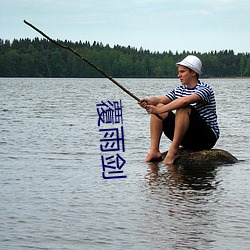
[177, 65, 197, 85]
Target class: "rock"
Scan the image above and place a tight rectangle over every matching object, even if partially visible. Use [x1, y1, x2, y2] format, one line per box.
[161, 148, 238, 166]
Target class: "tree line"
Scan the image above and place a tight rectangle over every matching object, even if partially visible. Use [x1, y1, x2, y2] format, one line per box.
[0, 38, 250, 78]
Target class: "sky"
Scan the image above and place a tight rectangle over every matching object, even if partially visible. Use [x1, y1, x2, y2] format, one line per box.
[1, 0, 250, 53]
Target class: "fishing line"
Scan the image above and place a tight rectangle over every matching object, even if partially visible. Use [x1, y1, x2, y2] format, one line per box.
[23, 20, 163, 120]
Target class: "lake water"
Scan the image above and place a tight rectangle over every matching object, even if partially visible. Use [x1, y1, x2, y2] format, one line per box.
[1, 78, 250, 249]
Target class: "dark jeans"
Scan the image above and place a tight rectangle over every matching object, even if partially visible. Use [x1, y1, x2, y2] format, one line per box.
[162, 107, 217, 150]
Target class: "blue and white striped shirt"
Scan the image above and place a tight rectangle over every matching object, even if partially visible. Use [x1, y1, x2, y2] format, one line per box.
[166, 80, 220, 139]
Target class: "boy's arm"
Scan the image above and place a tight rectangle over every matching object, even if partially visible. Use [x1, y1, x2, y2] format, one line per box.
[138, 95, 171, 108]
[146, 94, 201, 115]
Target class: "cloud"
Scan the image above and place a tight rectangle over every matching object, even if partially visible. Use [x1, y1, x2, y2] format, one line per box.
[79, 3, 89, 10]
[206, 0, 237, 4]
[199, 0, 250, 10]
[134, 0, 168, 5]
[1, 0, 250, 53]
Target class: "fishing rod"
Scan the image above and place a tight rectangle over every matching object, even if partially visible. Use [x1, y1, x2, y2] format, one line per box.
[23, 20, 163, 120]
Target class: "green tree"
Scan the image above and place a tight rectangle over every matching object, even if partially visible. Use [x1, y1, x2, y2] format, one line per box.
[244, 56, 250, 76]
[0, 37, 249, 78]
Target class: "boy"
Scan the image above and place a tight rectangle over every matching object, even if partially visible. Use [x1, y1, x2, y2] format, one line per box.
[139, 55, 219, 164]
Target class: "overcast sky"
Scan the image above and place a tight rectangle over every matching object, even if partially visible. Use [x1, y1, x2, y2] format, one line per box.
[1, 0, 250, 53]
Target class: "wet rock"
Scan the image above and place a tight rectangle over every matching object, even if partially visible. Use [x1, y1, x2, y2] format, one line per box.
[161, 148, 238, 166]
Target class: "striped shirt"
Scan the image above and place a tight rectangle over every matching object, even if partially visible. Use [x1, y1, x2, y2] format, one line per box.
[166, 80, 220, 139]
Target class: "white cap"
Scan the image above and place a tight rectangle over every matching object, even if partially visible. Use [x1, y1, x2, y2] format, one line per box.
[176, 55, 202, 75]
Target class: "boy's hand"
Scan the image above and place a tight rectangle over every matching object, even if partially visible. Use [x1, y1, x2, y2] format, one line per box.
[146, 105, 158, 115]
[138, 98, 149, 108]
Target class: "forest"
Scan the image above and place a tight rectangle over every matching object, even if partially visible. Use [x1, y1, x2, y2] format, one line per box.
[0, 38, 250, 78]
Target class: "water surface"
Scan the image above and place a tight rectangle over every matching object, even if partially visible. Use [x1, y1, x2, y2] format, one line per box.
[1, 78, 250, 249]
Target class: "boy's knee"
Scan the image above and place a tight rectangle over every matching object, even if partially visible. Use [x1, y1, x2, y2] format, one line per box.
[176, 106, 192, 116]
[155, 103, 165, 108]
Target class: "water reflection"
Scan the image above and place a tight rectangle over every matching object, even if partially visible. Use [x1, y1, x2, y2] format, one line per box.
[147, 162, 219, 191]
[144, 162, 221, 249]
